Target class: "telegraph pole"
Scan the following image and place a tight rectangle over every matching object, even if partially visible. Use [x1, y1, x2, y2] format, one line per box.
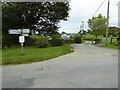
[80, 25, 82, 40]
[106, 0, 110, 46]
[81, 21, 84, 40]
[80, 25, 82, 32]
[118, 1, 120, 28]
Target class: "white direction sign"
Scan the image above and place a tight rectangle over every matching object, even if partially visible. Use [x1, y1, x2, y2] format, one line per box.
[8, 29, 30, 34]
[8, 29, 21, 34]
[22, 34, 29, 36]
[19, 36, 25, 43]
[22, 29, 30, 33]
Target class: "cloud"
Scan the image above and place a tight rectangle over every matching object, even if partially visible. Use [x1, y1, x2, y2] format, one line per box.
[59, 0, 119, 33]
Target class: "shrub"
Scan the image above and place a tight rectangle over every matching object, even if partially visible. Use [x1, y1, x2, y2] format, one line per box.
[69, 35, 74, 40]
[94, 38, 102, 44]
[74, 36, 81, 43]
[50, 34, 64, 46]
[2, 35, 19, 48]
[25, 37, 35, 46]
[84, 38, 95, 41]
[31, 35, 49, 48]
[64, 40, 74, 43]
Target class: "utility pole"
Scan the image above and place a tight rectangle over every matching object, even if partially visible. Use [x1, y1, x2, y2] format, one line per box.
[81, 21, 84, 40]
[80, 25, 82, 40]
[106, 0, 110, 46]
[118, 1, 120, 28]
[82, 21, 84, 31]
[80, 25, 82, 32]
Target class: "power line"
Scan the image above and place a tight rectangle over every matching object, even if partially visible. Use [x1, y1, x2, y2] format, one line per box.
[82, 0, 106, 30]
[93, 0, 106, 16]
[83, 0, 106, 30]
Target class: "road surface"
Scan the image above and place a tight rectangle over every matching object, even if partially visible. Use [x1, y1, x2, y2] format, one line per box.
[2, 43, 118, 88]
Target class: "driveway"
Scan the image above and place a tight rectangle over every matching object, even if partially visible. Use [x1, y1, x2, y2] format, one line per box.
[2, 43, 118, 88]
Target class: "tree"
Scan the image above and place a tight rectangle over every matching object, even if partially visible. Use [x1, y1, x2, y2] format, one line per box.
[109, 27, 120, 37]
[88, 14, 107, 39]
[2, 3, 24, 47]
[2, 2, 70, 47]
[87, 29, 93, 34]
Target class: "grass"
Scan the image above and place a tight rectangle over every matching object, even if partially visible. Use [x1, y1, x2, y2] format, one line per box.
[85, 33, 103, 39]
[85, 33, 117, 42]
[100, 44, 120, 49]
[2, 44, 72, 65]
[81, 40, 86, 44]
[101, 37, 117, 44]
[0, 50, 2, 65]
[85, 33, 119, 49]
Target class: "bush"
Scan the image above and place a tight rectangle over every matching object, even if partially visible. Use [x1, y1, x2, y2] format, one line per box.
[69, 35, 74, 40]
[94, 38, 102, 44]
[64, 40, 74, 43]
[50, 34, 64, 46]
[31, 35, 49, 48]
[24, 37, 35, 46]
[84, 38, 95, 41]
[74, 36, 81, 43]
[2, 34, 19, 48]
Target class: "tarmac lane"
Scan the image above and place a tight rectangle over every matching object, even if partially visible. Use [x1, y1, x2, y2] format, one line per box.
[2, 43, 118, 88]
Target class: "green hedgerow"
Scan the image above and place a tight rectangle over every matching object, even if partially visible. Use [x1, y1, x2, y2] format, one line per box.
[30, 35, 49, 48]
[50, 34, 64, 46]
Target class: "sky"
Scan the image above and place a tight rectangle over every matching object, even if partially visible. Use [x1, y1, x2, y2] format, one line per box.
[58, 0, 119, 33]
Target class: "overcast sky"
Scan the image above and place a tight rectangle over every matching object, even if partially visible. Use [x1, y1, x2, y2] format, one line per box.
[58, 0, 119, 33]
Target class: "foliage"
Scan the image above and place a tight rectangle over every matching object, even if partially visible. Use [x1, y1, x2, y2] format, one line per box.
[62, 31, 67, 34]
[50, 34, 64, 46]
[118, 32, 120, 37]
[2, 44, 72, 65]
[2, 2, 70, 47]
[2, 34, 19, 48]
[74, 33, 81, 37]
[88, 14, 107, 38]
[24, 37, 35, 46]
[33, 35, 49, 48]
[85, 33, 118, 44]
[87, 29, 93, 34]
[109, 27, 120, 37]
[74, 36, 81, 43]
[64, 40, 74, 43]
[69, 35, 74, 40]
[29, 35, 42, 39]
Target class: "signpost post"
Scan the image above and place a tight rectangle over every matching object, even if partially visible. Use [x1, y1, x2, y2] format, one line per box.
[8, 29, 30, 55]
[19, 36, 25, 55]
[21, 43, 24, 55]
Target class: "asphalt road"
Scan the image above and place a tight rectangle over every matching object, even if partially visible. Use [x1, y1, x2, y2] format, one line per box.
[2, 43, 118, 88]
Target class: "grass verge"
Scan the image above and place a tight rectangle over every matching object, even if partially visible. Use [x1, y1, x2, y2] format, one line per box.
[2, 44, 73, 65]
[100, 44, 120, 49]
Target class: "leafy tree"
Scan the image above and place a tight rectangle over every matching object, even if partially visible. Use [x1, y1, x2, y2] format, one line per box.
[2, 3, 24, 47]
[2, 2, 70, 47]
[87, 29, 93, 34]
[88, 14, 107, 39]
[62, 31, 67, 34]
[109, 27, 120, 37]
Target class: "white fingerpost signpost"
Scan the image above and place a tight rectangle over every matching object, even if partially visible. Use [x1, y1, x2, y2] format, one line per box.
[8, 29, 30, 55]
[19, 36, 25, 55]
